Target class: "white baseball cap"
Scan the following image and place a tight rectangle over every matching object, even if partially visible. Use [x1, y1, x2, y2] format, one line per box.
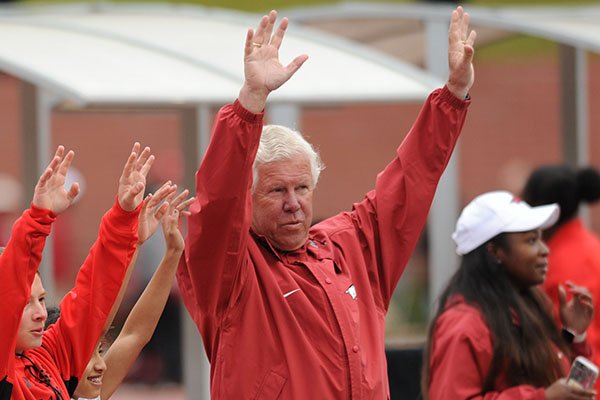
[452, 191, 560, 255]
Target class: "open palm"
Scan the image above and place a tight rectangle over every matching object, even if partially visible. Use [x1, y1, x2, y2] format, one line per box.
[32, 146, 79, 214]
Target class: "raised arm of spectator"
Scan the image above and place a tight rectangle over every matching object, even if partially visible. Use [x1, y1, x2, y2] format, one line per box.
[0, 146, 77, 381]
[43, 143, 154, 386]
[101, 181, 178, 335]
[101, 192, 191, 399]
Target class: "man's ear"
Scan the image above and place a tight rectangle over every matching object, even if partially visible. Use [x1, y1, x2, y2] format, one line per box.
[486, 242, 503, 264]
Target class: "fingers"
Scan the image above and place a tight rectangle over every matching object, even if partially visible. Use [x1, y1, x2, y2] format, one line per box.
[161, 207, 180, 235]
[57, 150, 75, 177]
[154, 201, 169, 222]
[66, 183, 80, 202]
[36, 164, 56, 189]
[137, 147, 155, 178]
[253, 13, 270, 46]
[263, 10, 277, 45]
[448, 7, 461, 38]
[463, 30, 477, 63]
[285, 54, 309, 77]
[461, 11, 470, 41]
[566, 281, 594, 307]
[121, 149, 138, 179]
[244, 29, 254, 57]
[149, 181, 176, 207]
[130, 181, 145, 197]
[169, 189, 189, 207]
[559, 284, 567, 309]
[166, 189, 194, 218]
[248, 10, 282, 49]
[48, 146, 64, 171]
[177, 197, 195, 216]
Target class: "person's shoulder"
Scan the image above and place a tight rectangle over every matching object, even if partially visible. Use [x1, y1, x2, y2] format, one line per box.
[310, 212, 355, 241]
[435, 298, 489, 340]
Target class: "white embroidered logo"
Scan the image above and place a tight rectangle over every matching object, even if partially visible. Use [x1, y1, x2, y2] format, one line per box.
[345, 284, 357, 300]
[283, 288, 301, 298]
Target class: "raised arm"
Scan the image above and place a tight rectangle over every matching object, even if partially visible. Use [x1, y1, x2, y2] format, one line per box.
[43, 143, 153, 383]
[334, 6, 476, 308]
[101, 181, 179, 335]
[0, 146, 76, 383]
[101, 193, 191, 399]
[178, 11, 307, 324]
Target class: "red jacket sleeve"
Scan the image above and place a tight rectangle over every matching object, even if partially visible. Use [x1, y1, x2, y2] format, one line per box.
[0, 206, 55, 385]
[351, 86, 469, 309]
[177, 100, 263, 322]
[428, 304, 546, 400]
[41, 200, 139, 382]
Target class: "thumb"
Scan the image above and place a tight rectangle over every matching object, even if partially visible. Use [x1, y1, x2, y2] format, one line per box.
[67, 183, 80, 202]
[558, 284, 567, 309]
[463, 45, 474, 62]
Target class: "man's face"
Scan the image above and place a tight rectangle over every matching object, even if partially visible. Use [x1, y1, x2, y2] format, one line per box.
[252, 156, 314, 252]
[16, 274, 47, 353]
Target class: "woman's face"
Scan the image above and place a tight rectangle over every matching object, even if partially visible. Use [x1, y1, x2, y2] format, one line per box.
[73, 341, 106, 400]
[16, 274, 47, 353]
[496, 229, 550, 289]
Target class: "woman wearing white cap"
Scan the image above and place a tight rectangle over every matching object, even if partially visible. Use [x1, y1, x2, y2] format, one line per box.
[422, 191, 595, 400]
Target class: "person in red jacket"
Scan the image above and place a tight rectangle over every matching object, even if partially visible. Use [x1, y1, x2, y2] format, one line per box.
[0, 142, 154, 400]
[44, 183, 194, 400]
[177, 6, 475, 399]
[522, 165, 600, 392]
[423, 191, 596, 400]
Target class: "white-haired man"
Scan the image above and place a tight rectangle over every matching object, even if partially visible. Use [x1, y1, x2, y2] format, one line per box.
[177, 7, 476, 399]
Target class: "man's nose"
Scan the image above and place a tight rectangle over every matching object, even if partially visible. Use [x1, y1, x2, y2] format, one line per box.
[283, 191, 301, 212]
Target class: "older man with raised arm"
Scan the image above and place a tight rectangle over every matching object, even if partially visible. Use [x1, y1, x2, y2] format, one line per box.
[177, 7, 476, 399]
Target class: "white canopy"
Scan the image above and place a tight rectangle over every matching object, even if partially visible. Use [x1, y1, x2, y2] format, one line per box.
[0, 3, 440, 106]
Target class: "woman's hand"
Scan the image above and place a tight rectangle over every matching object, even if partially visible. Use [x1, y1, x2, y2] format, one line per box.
[559, 281, 594, 335]
[545, 378, 596, 400]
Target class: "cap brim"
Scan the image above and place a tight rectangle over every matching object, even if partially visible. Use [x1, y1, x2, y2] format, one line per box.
[503, 203, 560, 233]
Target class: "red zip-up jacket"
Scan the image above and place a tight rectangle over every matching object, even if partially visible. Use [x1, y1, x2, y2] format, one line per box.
[177, 86, 469, 399]
[0, 201, 139, 400]
[428, 296, 592, 400]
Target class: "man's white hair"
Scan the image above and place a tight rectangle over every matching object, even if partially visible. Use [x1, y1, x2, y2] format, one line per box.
[252, 124, 324, 192]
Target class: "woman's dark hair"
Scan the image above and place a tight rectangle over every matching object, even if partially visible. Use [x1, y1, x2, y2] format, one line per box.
[422, 234, 569, 398]
[522, 165, 600, 226]
[44, 306, 61, 329]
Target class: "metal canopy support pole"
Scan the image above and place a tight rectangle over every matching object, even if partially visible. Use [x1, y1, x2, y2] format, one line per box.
[37, 90, 59, 298]
[559, 45, 589, 221]
[424, 18, 459, 313]
[180, 104, 211, 400]
[21, 82, 39, 210]
[22, 84, 59, 299]
[559, 44, 588, 167]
